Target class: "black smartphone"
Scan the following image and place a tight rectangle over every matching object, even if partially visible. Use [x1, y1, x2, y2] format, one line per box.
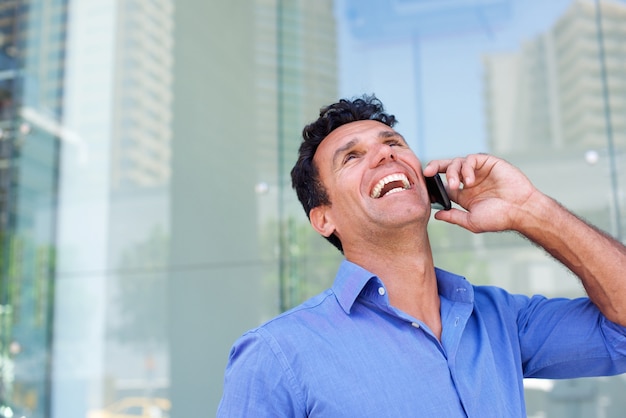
[425, 174, 452, 210]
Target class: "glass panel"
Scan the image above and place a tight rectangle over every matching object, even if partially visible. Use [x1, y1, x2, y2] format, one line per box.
[52, 0, 173, 416]
[336, 0, 626, 416]
[1, 0, 65, 416]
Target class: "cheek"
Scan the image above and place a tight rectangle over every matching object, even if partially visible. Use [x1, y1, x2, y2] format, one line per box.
[330, 179, 364, 206]
[399, 151, 421, 169]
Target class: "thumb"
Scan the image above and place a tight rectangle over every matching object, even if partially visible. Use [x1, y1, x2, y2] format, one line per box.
[433, 208, 473, 231]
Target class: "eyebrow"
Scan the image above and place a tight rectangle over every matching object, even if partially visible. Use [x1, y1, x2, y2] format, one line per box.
[332, 138, 359, 168]
[331, 130, 407, 168]
[380, 130, 407, 144]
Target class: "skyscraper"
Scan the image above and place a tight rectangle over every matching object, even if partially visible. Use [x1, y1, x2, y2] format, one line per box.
[110, 0, 173, 190]
[1, 1, 68, 417]
[484, 0, 626, 155]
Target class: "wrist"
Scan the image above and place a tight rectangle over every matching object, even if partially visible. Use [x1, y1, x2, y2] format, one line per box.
[512, 191, 563, 238]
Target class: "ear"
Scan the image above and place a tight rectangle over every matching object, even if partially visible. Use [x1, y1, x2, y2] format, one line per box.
[309, 205, 336, 238]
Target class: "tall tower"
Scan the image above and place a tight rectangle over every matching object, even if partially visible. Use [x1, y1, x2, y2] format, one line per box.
[484, 0, 626, 155]
[110, 0, 174, 190]
[0, 1, 68, 416]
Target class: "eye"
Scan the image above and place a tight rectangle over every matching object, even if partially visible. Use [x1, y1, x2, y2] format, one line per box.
[386, 138, 404, 147]
[342, 152, 359, 164]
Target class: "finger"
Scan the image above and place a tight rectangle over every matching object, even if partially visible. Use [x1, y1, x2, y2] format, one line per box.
[444, 158, 465, 191]
[459, 155, 480, 187]
[463, 153, 495, 187]
[423, 159, 452, 176]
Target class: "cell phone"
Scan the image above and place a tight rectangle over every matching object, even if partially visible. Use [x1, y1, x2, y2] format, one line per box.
[425, 174, 452, 210]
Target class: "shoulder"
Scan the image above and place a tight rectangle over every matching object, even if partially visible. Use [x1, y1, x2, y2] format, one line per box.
[232, 288, 341, 354]
[473, 284, 530, 308]
[436, 267, 531, 314]
[264, 288, 338, 329]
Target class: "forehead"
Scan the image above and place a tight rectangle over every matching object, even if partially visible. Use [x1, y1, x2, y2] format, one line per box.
[314, 120, 396, 159]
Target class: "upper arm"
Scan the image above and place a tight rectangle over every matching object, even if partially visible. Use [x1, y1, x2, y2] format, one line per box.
[518, 295, 626, 378]
[216, 329, 306, 417]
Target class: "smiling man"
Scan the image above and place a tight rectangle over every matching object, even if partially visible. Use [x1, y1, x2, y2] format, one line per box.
[217, 95, 626, 417]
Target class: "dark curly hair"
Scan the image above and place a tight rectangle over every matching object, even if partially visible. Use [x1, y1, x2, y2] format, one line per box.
[290, 94, 397, 253]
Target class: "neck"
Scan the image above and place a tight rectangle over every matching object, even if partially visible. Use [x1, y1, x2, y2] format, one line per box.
[344, 232, 442, 339]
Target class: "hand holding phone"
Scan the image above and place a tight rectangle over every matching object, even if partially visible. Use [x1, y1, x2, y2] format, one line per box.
[425, 174, 452, 210]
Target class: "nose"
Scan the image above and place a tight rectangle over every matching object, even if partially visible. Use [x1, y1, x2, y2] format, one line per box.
[373, 143, 396, 167]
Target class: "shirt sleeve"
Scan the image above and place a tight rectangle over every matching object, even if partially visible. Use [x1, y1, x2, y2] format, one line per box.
[216, 328, 306, 417]
[517, 294, 626, 379]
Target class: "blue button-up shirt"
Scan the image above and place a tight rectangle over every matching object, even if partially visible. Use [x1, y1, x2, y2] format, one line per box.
[217, 260, 626, 417]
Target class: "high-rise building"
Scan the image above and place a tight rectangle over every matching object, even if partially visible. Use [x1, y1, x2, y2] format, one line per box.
[0, 0, 19, 235]
[110, 0, 173, 190]
[484, 0, 626, 156]
[1, 1, 67, 417]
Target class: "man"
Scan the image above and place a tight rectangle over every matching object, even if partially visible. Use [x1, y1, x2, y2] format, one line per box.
[217, 95, 626, 417]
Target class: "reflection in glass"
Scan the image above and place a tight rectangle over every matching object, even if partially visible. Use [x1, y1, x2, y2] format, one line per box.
[337, 0, 626, 416]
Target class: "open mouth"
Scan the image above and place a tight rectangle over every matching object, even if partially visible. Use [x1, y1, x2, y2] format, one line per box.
[370, 173, 411, 198]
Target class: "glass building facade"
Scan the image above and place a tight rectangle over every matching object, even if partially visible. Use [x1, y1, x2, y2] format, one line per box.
[0, 0, 625, 417]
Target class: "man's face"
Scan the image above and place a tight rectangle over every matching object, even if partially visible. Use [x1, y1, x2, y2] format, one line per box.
[310, 120, 431, 247]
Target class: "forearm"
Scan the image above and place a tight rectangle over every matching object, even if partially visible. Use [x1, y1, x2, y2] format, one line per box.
[517, 192, 626, 326]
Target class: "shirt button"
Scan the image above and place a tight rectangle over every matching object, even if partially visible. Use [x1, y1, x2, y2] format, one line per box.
[378, 287, 386, 296]
[411, 322, 420, 329]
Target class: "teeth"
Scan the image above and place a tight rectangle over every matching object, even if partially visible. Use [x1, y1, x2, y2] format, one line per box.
[370, 173, 410, 198]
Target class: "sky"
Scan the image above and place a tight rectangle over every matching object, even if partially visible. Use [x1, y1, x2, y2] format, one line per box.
[335, 0, 573, 160]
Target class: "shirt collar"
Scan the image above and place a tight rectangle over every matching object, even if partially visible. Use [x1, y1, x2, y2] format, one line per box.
[331, 259, 474, 314]
[435, 267, 474, 303]
[332, 260, 376, 314]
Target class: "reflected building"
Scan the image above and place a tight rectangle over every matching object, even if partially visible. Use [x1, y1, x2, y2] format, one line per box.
[484, 0, 626, 156]
[50, 0, 174, 416]
[111, 0, 173, 190]
[0, 0, 67, 417]
[0, 1, 19, 235]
